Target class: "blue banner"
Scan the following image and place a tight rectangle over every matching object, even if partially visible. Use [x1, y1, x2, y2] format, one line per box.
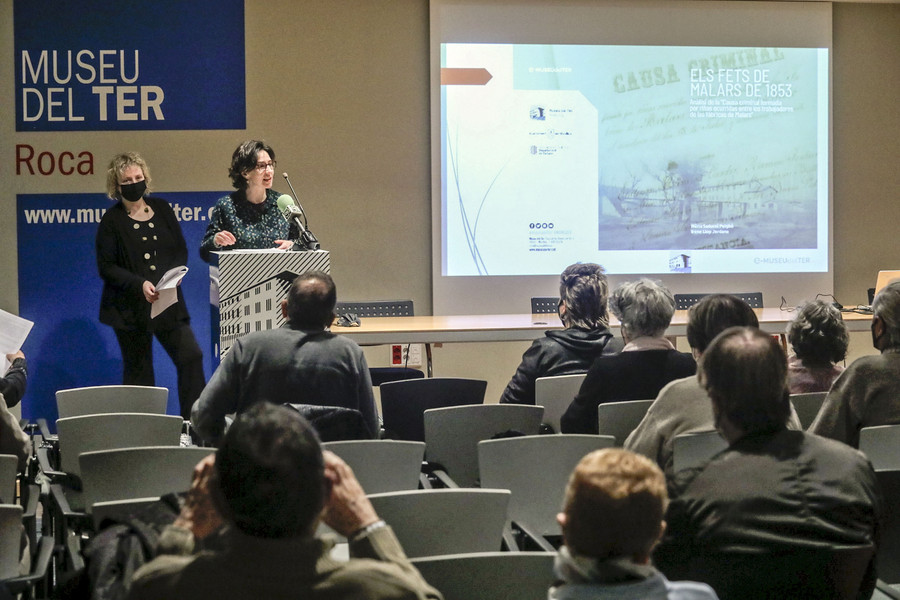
[16, 193, 221, 421]
[14, 0, 245, 131]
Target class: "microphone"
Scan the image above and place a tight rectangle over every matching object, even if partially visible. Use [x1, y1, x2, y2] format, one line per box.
[277, 172, 321, 251]
[276, 194, 320, 250]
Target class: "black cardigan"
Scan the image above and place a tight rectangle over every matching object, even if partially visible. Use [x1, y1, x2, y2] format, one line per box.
[560, 349, 697, 434]
[96, 196, 191, 331]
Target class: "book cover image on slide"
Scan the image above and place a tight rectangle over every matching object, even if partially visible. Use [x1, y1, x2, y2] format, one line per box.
[441, 43, 828, 276]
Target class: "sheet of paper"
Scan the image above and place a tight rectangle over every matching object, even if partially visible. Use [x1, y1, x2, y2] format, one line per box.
[151, 266, 188, 319]
[228, 248, 289, 254]
[0, 308, 34, 371]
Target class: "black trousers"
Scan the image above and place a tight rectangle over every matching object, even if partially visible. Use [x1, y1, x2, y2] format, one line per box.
[114, 323, 205, 420]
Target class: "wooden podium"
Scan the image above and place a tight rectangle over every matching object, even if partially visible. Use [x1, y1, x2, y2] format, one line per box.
[209, 249, 331, 362]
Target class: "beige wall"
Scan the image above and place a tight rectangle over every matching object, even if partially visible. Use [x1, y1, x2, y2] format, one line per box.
[1, 1, 898, 405]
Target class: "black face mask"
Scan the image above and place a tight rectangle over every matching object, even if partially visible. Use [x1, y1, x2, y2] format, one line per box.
[120, 180, 147, 202]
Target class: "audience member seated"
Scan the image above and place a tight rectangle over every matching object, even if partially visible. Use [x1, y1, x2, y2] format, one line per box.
[786, 299, 849, 394]
[654, 327, 881, 598]
[561, 279, 695, 434]
[1, 350, 27, 408]
[500, 263, 622, 406]
[1, 351, 31, 472]
[191, 271, 378, 446]
[626, 294, 801, 479]
[127, 403, 443, 600]
[550, 447, 718, 600]
[809, 280, 900, 448]
[0, 392, 30, 475]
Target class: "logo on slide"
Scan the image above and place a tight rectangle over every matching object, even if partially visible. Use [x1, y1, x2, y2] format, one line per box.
[529, 106, 546, 120]
[669, 253, 692, 273]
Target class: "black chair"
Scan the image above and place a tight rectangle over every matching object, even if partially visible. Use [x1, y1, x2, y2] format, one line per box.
[674, 292, 764, 310]
[684, 544, 874, 600]
[875, 469, 900, 584]
[380, 378, 486, 442]
[334, 299, 428, 380]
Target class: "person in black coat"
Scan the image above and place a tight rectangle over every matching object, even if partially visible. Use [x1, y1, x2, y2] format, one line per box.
[561, 278, 696, 434]
[500, 263, 622, 406]
[96, 152, 205, 420]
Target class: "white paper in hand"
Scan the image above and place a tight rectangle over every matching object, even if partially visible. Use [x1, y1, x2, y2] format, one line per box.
[0, 308, 33, 370]
[151, 266, 189, 319]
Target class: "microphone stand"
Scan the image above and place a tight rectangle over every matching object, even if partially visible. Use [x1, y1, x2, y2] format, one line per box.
[282, 173, 320, 250]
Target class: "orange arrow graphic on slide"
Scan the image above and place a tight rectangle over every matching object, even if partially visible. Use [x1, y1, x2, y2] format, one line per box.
[441, 68, 493, 85]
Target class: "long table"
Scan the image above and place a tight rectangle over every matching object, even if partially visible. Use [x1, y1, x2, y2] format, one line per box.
[335, 308, 874, 346]
[335, 309, 874, 377]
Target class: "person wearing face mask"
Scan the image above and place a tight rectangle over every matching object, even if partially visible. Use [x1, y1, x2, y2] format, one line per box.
[810, 279, 900, 448]
[96, 152, 206, 420]
[199, 140, 298, 263]
[499, 263, 623, 407]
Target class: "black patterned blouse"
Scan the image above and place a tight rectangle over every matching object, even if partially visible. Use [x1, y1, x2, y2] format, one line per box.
[199, 188, 297, 262]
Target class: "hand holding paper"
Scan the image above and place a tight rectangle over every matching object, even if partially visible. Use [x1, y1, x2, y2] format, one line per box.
[151, 266, 189, 319]
[0, 309, 33, 371]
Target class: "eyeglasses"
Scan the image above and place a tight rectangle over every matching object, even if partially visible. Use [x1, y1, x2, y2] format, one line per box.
[254, 161, 276, 172]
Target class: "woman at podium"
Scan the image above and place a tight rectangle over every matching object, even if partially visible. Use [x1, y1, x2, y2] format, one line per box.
[96, 152, 206, 420]
[199, 140, 298, 262]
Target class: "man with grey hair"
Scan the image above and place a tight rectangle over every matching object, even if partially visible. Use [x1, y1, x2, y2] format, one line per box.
[561, 279, 695, 434]
[810, 279, 900, 447]
[500, 263, 622, 406]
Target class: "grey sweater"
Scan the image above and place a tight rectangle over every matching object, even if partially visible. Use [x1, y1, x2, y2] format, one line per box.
[192, 327, 376, 445]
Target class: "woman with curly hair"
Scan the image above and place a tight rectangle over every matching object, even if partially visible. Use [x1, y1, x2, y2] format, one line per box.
[786, 299, 849, 393]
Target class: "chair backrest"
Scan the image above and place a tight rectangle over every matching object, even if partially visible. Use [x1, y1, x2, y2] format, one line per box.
[672, 431, 728, 474]
[0, 504, 24, 580]
[424, 404, 544, 487]
[79, 446, 213, 514]
[531, 297, 558, 314]
[535, 374, 587, 433]
[686, 544, 874, 600]
[91, 497, 161, 531]
[56, 413, 184, 476]
[478, 434, 615, 536]
[674, 292, 764, 310]
[596, 399, 654, 445]
[411, 551, 556, 600]
[56, 385, 168, 419]
[0, 454, 18, 505]
[791, 392, 828, 430]
[380, 377, 487, 442]
[369, 367, 425, 387]
[287, 404, 372, 442]
[875, 469, 900, 584]
[322, 440, 425, 494]
[334, 300, 414, 318]
[367, 489, 510, 558]
[859, 425, 900, 470]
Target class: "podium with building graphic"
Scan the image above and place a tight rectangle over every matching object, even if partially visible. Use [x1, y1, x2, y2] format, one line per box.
[209, 249, 331, 362]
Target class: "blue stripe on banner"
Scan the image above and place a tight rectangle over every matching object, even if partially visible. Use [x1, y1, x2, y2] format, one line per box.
[16, 192, 220, 421]
[13, 0, 245, 131]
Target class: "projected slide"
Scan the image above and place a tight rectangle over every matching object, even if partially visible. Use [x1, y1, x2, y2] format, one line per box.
[441, 44, 828, 276]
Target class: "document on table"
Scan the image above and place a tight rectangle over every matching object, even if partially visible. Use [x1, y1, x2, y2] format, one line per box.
[0, 308, 33, 371]
[152, 265, 189, 319]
